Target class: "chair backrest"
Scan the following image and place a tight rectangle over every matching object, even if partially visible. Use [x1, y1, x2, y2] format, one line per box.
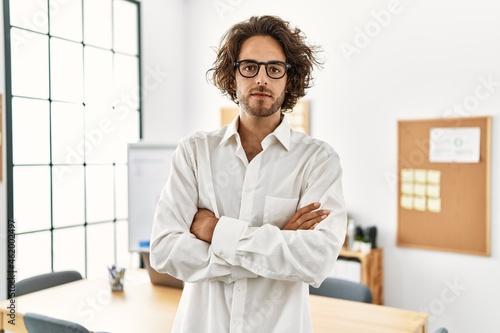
[23, 313, 90, 333]
[16, 271, 83, 297]
[309, 277, 373, 303]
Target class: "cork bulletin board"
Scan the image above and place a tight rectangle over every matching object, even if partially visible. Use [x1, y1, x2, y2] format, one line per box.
[397, 116, 491, 256]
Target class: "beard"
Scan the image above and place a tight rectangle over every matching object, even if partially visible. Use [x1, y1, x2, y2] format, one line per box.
[237, 86, 285, 118]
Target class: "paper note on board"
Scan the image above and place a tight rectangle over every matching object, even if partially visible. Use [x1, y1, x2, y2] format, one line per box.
[429, 127, 480, 163]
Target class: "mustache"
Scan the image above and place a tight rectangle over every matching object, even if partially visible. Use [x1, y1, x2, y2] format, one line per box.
[250, 86, 273, 95]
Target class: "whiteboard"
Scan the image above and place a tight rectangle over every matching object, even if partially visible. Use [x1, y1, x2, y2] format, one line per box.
[127, 143, 177, 252]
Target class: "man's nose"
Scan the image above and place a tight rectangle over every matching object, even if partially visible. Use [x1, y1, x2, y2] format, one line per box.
[255, 64, 268, 85]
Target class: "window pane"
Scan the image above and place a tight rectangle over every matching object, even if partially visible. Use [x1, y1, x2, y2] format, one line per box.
[10, 28, 49, 98]
[84, 104, 116, 164]
[17, 232, 52, 281]
[86, 165, 115, 223]
[87, 223, 115, 279]
[113, 0, 138, 55]
[14, 166, 51, 233]
[51, 38, 83, 103]
[53, 166, 85, 228]
[115, 165, 128, 219]
[114, 54, 139, 110]
[83, 0, 112, 49]
[84, 47, 113, 106]
[11, 98, 50, 165]
[50, 0, 83, 42]
[51, 102, 85, 164]
[116, 220, 131, 268]
[53, 227, 85, 274]
[9, 0, 49, 33]
[113, 110, 140, 164]
[85, 105, 139, 165]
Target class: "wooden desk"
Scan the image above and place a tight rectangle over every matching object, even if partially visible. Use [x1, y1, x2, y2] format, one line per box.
[310, 296, 427, 333]
[0, 270, 427, 333]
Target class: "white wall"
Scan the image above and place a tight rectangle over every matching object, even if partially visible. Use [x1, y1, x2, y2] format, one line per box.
[142, 0, 500, 332]
[140, 0, 186, 144]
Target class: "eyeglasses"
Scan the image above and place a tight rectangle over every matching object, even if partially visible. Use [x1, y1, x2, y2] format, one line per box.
[234, 60, 291, 79]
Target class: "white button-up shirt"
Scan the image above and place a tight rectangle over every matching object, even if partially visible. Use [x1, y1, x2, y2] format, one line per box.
[150, 115, 347, 333]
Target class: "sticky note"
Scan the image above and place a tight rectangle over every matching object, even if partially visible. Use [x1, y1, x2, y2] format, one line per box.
[414, 197, 426, 211]
[427, 185, 440, 198]
[427, 198, 441, 213]
[400, 195, 413, 209]
[414, 169, 427, 183]
[427, 170, 441, 184]
[414, 184, 426, 197]
[401, 169, 414, 182]
[401, 183, 414, 195]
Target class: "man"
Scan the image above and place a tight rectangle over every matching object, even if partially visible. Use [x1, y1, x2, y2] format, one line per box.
[150, 15, 347, 333]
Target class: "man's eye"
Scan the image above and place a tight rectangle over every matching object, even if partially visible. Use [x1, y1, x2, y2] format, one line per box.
[269, 66, 281, 74]
[243, 65, 256, 72]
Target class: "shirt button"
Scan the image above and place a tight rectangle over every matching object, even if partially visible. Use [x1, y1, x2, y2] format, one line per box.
[220, 252, 226, 259]
[233, 319, 241, 326]
[237, 286, 244, 292]
[254, 266, 261, 273]
[245, 186, 252, 193]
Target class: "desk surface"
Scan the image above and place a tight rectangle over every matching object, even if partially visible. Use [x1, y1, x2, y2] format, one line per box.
[0, 270, 427, 333]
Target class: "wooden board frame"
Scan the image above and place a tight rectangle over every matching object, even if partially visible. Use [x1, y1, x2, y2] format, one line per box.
[397, 116, 491, 256]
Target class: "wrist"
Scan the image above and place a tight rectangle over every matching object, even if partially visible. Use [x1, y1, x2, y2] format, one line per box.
[207, 217, 219, 243]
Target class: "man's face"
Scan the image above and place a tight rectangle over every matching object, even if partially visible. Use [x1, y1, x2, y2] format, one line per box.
[235, 35, 288, 118]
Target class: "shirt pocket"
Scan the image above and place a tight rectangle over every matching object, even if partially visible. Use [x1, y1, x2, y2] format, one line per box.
[263, 196, 299, 229]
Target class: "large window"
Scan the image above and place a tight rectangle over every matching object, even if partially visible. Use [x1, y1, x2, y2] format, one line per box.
[4, 0, 141, 280]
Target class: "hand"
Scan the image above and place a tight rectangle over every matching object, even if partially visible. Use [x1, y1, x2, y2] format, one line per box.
[282, 202, 330, 231]
[190, 208, 219, 243]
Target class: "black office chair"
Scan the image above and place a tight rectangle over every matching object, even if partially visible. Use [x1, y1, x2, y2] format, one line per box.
[15, 271, 83, 297]
[24, 313, 90, 333]
[309, 277, 373, 303]
[23, 312, 111, 333]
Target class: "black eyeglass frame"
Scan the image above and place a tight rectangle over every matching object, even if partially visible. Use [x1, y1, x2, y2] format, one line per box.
[234, 60, 292, 79]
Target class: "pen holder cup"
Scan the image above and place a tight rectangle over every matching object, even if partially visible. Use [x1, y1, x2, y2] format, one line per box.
[108, 267, 126, 291]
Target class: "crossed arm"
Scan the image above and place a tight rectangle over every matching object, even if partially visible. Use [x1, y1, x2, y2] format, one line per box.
[150, 141, 346, 285]
[191, 202, 331, 243]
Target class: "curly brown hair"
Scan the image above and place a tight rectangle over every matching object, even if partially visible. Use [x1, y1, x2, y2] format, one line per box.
[208, 15, 323, 111]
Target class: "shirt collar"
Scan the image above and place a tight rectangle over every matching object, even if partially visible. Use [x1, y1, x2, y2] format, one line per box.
[264, 114, 291, 151]
[219, 113, 291, 151]
[220, 115, 240, 145]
